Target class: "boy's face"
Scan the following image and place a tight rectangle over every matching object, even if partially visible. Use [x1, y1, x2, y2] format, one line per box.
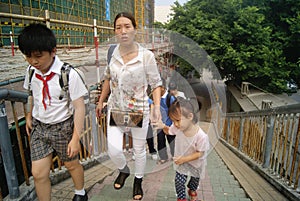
[25, 49, 56, 74]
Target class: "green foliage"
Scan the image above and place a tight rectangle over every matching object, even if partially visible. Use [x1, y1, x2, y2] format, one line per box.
[166, 0, 300, 94]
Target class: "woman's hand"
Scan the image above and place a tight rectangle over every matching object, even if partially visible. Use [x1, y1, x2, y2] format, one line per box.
[96, 102, 104, 118]
[150, 105, 161, 123]
[151, 119, 165, 130]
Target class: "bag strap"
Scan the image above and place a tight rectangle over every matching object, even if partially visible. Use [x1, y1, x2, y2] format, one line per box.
[107, 44, 117, 65]
[27, 66, 35, 96]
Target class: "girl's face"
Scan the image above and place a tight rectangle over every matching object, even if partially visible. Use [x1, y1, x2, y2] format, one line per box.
[115, 16, 136, 45]
[170, 110, 193, 132]
[25, 49, 56, 74]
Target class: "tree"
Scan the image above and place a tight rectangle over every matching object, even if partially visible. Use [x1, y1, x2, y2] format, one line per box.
[166, 0, 300, 93]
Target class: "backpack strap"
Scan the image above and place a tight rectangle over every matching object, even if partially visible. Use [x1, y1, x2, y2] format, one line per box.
[27, 66, 35, 96]
[107, 44, 117, 65]
[59, 63, 71, 100]
[166, 93, 176, 108]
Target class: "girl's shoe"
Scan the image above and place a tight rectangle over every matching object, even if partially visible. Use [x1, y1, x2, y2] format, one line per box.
[188, 189, 198, 201]
[133, 177, 143, 200]
[114, 165, 130, 190]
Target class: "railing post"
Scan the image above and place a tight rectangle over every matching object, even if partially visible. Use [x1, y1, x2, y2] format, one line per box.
[0, 101, 20, 199]
[226, 117, 230, 142]
[238, 117, 245, 150]
[90, 103, 99, 155]
[263, 115, 275, 168]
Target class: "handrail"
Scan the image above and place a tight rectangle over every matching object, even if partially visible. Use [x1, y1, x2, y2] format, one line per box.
[221, 104, 300, 200]
[0, 88, 106, 199]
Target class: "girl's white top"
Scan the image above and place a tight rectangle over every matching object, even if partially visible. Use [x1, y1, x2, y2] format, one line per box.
[169, 124, 210, 178]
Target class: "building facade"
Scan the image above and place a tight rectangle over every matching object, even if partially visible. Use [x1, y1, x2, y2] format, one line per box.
[0, 0, 154, 47]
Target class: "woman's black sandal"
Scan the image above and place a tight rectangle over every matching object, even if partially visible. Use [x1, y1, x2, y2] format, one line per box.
[133, 177, 143, 200]
[114, 165, 130, 190]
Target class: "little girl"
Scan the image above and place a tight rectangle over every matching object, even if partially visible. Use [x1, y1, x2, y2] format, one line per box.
[155, 97, 210, 201]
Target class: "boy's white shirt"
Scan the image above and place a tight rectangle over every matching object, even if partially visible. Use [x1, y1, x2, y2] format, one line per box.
[23, 56, 88, 124]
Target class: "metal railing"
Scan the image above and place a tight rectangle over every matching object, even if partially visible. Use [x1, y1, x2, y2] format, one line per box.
[220, 103, 300, 200]
[0, 88, 107, 199]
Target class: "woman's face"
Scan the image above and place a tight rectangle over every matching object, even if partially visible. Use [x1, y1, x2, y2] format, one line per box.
[115, 16, 136, 45]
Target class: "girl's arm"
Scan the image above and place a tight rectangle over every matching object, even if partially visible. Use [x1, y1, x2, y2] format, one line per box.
[173, 151, 204, 165]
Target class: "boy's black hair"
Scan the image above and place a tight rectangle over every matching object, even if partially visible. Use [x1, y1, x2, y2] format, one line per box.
[18, 23, 56, 56]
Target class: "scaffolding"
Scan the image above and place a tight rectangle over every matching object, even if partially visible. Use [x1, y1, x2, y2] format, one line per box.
[0, 0, 154, 47]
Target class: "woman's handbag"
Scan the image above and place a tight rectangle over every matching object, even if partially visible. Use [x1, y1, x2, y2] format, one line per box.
[109, 109, 143, 128]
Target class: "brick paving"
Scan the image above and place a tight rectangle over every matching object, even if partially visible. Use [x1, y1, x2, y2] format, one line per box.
[40, 123, 286, 201]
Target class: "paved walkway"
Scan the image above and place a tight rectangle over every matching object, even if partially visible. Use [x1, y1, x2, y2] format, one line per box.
[50, 122, 253, 201]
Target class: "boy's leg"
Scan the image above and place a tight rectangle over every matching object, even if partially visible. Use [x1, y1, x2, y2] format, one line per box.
[64, 159, 84, 190]
[31, 154, 53, 201]
[157, 130, 168, 160]
[146, 125, 157, 154]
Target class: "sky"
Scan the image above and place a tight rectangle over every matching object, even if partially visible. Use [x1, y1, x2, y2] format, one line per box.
[155, 0, 188, 6]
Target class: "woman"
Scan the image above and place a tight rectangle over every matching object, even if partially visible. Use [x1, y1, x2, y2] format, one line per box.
[96, 12, 162, 200]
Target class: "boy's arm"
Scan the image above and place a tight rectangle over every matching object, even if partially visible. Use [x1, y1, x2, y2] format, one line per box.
[68, 96, 85, 158]
[25, 96, 33, 135]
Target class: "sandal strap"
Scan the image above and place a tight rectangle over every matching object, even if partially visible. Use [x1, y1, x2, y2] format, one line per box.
[114, 170, 130, 190]
[133, 177, 143, 200]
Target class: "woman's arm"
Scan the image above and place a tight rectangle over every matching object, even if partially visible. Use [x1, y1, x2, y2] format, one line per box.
[150, 86, 161, 123]
[96, 79, 110, 118]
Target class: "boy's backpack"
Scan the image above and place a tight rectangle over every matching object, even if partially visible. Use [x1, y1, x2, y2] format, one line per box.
[166, 93, 176, 109]
[27, 63, 89, 110]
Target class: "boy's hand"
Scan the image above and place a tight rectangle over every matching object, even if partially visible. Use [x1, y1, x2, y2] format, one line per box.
[25, 114, 32, 136]
[67, 137, 81, 158]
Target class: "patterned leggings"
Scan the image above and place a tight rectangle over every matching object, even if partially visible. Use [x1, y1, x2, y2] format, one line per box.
[175, 171, 200, 199]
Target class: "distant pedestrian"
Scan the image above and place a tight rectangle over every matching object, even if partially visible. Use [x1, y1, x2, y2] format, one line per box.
[168, 81, 186, 99]
[19, 23, 88, 201]
[156, 78, 176, 164]
[154, 97, 210, 201]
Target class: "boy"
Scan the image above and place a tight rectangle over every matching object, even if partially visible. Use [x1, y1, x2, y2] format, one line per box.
[156, 79, 176, 164]
[19, 23, 88, 201]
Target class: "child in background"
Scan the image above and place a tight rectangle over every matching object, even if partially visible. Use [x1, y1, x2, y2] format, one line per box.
[154, 97, 210, 201]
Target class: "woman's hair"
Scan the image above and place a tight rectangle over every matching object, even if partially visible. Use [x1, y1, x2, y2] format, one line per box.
[114, 12, 137, 30]
[18, 23, 56, 56]
[169, 97, 199, 123]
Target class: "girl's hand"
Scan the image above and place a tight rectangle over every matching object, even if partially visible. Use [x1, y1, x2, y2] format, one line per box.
[173, 156, 186, 165]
